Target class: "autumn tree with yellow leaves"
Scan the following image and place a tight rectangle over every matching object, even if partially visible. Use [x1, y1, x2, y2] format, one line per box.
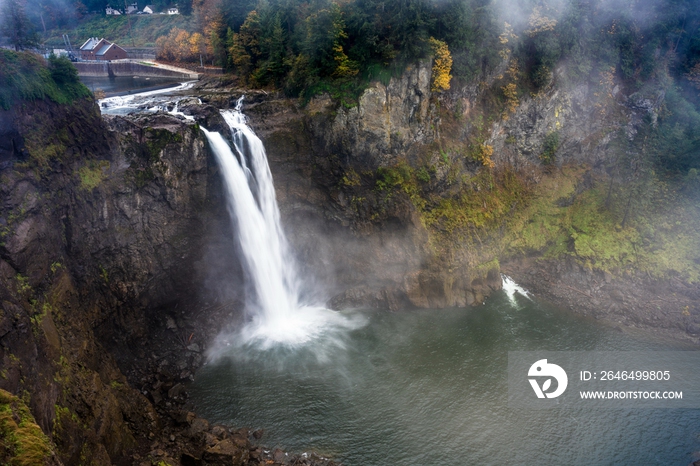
[156, 28, 206, 63]
[429, 37, 452, 92]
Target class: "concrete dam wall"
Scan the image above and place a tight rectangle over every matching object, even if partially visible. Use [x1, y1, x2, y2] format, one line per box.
[75, 61, 199, 79]
[123, 47, 157, 60]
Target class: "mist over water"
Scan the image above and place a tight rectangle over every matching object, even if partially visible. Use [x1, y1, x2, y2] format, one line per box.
[202, 98, 365, 354]
[191, 285, 700, 466]
[98, 88, 700, 464]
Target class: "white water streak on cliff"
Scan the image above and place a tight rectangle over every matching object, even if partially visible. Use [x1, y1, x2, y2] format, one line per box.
[202, 98, 363, 352]
[501, 274, 532, 307]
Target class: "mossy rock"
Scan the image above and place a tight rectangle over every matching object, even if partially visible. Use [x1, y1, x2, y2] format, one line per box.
[0, 389, 59, 466]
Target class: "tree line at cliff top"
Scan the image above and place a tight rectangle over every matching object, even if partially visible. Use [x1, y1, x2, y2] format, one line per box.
[172, 0, 699, 186]
[156, 0, 697, 91]
[4, 0, 698, 98]
[2, 0, 698, 176]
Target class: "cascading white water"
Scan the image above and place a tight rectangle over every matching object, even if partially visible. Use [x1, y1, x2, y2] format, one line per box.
[501, 273, 532, 306]
[202, 97, 362, 351]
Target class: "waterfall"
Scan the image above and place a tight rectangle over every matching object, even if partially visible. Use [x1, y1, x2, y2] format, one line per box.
[501, 274, 532, 307]
[202, 97, 362, 351]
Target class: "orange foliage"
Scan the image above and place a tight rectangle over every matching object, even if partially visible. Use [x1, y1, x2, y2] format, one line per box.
[156, 28, 205, 63]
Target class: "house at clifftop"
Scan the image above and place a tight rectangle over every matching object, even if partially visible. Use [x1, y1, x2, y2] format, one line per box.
[79, 38, 128, 61]
[105, 6, 121, 15]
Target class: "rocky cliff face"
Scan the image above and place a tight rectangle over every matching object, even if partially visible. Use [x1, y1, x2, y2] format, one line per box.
[223, 59, 683, 323]
[0, 53, 693, 464]
[309, 61, 438, 169]
[216, 61, 503, 312]
[0, 96, 227, 464]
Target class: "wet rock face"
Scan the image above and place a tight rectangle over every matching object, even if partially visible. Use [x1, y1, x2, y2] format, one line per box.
[503, 257, 700, 342]
[0, 109, 25, 167]
[79, 112, 212, 308]
[0, 98, 226, 465]
[236, 62, 501, 312]
[305, 60, 437, 170]
[180, 103, 229, 136]
[486, 65, 666, 169]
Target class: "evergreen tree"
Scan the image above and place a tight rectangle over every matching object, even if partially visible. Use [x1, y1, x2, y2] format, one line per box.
[1, 0, 38, 51]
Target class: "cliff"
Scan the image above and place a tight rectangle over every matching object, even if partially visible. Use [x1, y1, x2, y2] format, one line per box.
[0, 49, 699, 464]
[193, 57, 700, 338]
[0, 92, 223, 464]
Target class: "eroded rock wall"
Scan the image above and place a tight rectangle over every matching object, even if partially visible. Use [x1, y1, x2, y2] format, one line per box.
[0, 97, 222, 464]
[234, 61, 502, 312]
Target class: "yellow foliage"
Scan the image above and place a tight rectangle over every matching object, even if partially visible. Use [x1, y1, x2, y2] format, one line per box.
[499, 22, 517, 60]
[470, 143, 495, 168]
[332, 43, 359, 78]
[506, 59, 519, 80]
[189, 33, 205, 57]
[526, 7, 557, 35]
[499, 22, 516, 45]
[156, 28, 205, 63]
[502, 82, 519, 118]
[428, 37, 452, 92]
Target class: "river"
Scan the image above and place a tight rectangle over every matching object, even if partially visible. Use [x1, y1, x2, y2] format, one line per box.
[190, 288, 700, 465]
[80, 75, 184, 97]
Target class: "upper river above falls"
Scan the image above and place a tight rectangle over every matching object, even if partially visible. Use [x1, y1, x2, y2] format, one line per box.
[190, 283, 700, 466]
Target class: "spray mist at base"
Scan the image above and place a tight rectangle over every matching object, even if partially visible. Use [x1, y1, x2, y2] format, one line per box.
[201, 98, 365, 360]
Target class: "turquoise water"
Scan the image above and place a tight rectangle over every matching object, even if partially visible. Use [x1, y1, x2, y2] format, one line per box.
[190, 289, 700, 465]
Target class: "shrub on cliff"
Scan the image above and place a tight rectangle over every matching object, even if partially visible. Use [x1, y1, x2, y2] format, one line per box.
[0, 389, 58, 465]
[0, 50, 91, 110]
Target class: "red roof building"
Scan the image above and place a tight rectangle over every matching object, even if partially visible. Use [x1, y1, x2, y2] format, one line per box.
[79, 38, 128, 61]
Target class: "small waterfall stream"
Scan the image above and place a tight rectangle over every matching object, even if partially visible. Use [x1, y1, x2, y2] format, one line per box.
[202, 98, 362, 351]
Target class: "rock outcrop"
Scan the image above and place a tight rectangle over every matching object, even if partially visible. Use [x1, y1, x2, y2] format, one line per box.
[0, 97, 223, 464]
[228, 62, 503, 312]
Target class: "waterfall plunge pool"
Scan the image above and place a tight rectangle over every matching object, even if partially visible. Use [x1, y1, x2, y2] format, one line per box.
[190, 288, 700, 466]
[193, 99, 700, 466]
[92, 90, 698, 464]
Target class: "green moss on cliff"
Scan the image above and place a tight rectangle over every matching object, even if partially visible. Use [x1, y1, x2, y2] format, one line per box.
[145, 128, 182, 162]
[423, 168, 530, 235]
[375, 162, 426, 210]
[0, 50, 91, 110]
[78, 161, 110, 191]
[0, 389, 55, 466]
[502, 167, 700, 282]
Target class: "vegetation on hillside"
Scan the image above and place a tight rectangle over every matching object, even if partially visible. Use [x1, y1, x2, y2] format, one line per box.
[0, 389, 55, 465]
[3, 0, 699, 281]
[45, 14, 196, 48]
[502, 167, 700, 282]
[0, 50, 91, 110]
[150, 0, 700, 101]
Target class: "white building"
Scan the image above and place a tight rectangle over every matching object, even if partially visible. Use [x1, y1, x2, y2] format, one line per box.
[143, 5, 155, 14]
[105, 6, 121, 15]
[126, 2, 138, 14]
[167, 7, 179, 14]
